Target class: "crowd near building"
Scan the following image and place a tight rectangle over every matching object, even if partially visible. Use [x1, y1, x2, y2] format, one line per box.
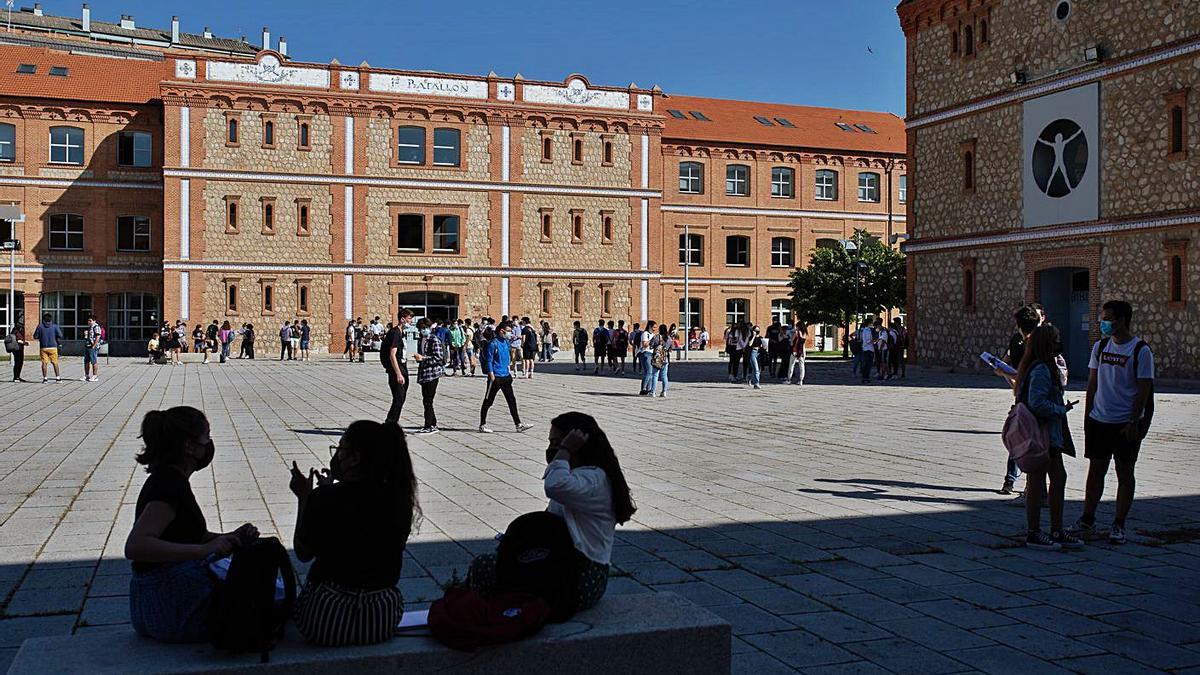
[0, 3, 905, 356]
[899, 0, 1200, 378]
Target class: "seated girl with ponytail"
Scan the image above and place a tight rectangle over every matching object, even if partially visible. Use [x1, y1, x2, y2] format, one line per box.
[289, 420, 421, 646]
[124, 406, 260, 643]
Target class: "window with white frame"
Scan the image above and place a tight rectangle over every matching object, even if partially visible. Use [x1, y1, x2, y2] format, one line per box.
[771, 166, 794, 198]
[49, 126, 84, 165]
[725, 235, 750, 266]
[678, 232, 703, 266]
[725, 298, 749, 326]
[679, 297, 701, 330]
[49, 213, 83, 250]
[815, 169, 838, 200]
[433, 128, 460, 166]
[726, 164, 749, 196]
[771, 237, 795, 267]
[679, 162, 703, 194]
[0, 123, 14, 162]
[117, 131, 152, 167]
[898, 174, 907, 204]
[858, 171, 880, 202]
[771, 298, 792, 326]
[117, 215, 151, 251]
[396, 126, 424, 164]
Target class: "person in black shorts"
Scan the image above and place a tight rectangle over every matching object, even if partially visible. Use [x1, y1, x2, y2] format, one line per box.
[521, 317, 538, 379]
[592, 319, 608, 375]
[572, 320, 588, 371]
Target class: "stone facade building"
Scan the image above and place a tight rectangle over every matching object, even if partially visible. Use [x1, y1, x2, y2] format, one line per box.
[899, 0, 1200, 378]
[1, 5, 904, 354]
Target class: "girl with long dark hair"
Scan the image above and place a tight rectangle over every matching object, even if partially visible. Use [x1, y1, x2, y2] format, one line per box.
[289, 420, 421, 645]
[1015, 323, 1084, 550]
[125, 407, 260, 642]
[468, 411, 636, 611]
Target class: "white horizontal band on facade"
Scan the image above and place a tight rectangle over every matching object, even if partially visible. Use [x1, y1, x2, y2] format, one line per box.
[903, 211, 1200, 254]
[162, 168, 662, 199]
[12, 265, 162, 274]
[0, 176, 162, 190]
[161, 261, 663, 280]
[659, 277, 791, 287]
[907, 35, 1200, 130]
[661, 204, 907, 223]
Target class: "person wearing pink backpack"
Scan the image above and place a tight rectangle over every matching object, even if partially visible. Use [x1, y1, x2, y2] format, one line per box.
[1014, 323, 1084, 551]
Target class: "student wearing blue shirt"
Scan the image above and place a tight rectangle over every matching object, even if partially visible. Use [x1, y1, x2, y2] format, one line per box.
[479, 322, 533, 434]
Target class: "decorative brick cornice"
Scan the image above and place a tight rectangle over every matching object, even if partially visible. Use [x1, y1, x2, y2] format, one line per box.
[663, 142, 905, 169]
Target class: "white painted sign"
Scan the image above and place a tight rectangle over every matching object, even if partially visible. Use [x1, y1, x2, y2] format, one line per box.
[339, 71, 360, 90]
[174, 59, 196, 80]
[496, 81, 515, 102]
[207, 54, 330, 88]
[637, 94, 653, 112]
[523, 78, 629, 110]
[1022, 83, 1099, 228]
[368, 73, 487, 99]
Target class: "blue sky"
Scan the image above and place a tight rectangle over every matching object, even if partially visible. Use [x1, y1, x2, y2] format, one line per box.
[67, 0, 906, 115]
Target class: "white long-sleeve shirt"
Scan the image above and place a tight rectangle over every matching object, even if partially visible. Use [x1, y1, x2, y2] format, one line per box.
[543, 459, 616, 565]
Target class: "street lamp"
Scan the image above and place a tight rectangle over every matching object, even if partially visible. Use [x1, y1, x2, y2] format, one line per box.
[2, 238, 18, 340]
[840, 238, 862, 358]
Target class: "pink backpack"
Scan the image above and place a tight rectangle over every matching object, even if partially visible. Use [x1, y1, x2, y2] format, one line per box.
[1002, 399, 1049, 472]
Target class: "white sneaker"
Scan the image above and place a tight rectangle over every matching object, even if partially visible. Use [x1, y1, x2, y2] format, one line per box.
[55, 377, 61, 382]
[42, 377, 48, 383]
[79, 376, 89, 381]
[658, 392, 667, 398]
[516, 423, 533, 433]
[478, 425, 494, 434]
[87, 376, 97, 382]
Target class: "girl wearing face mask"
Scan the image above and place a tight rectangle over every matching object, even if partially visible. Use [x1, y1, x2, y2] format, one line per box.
[289, 421, 421, 646]
[412, 318, 446, 434]
[125, 407, 259, 643]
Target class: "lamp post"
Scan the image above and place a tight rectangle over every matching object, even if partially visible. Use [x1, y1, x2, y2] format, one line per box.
[2, 238, 18, 342]
[840, 238, 860, 358]
[683, 222, 690, 361]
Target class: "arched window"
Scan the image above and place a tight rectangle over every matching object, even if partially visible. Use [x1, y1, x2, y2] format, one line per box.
[227, 118, 238, 144]
[48, 213, 84, 250]
[262, 201, 275, 233]
[771, 166, 794, 198]
[263, 120, 275, 147]
[602, 214, 613, 242]
[602, 289, 611, 315]
[541, 288, 551, 315]
[1170, 255, 1184, 302]
[1170, 105, 1185, 155]
[227, 200, 238, 232]
[964, 24, 974, 56]
[963, 269, 976, 308]
[725, 235, 750, 266]
[679, 233, 703, 266]
[297, 203, 310, 234]
[858, 171, 880, 202]
[541, 210, 553, 241]
[40, 292, 92, 340]
[815, 169, 838, 200]
[49, 126, 84, 165]
[951, 25, 960, 54]
[571, 288, 581, 315]
[299, 122, 310, 149]
[725, 164, 749, 196]
[963, 151, 975, 191]
[396, 126, 424, 164]
[603, 140, 613, 165]
[725, 298, 749, 326]
[679, 162, 703, 194]
[573, 137, 583, 163]
[227, 285, 238, 312]
[0, 122, 16, 161]
[262, 284, 274, 313]
[298, 285, 309, 313]
[979, 18, 989, 44]
[433, 128, 460, 166]
[572, 212, 583, 241]
[771, 237, 795, 268]
[542, 135, 553, 161]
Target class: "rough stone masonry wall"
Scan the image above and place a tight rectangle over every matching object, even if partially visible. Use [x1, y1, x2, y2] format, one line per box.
[366, 120, 491, 181]
[519, 195, 632, 269]
[361, 275, 492, 324]
[516, 278, 632, 328]
[201, 273, 333, 353]
[521, 130, 632, 187]
[362, 188, 491, 266]
[909, 0, 1200, 117]
[202, 181, 334, 262]
[914, 228, 1200, 378]
[203, 109, 334, 174]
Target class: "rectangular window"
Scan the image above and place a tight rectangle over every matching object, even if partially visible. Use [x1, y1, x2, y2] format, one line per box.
[226, 198, 239, 233]
[49, 126, 84, 165]
[771, 167, 794, 198]
[298, 122, 311, 149]
[668, 110, 687, 119]
[0, 123, 14, 161]
[432, 215, 460, 253]
[263, 284, 274, 313]
[433, 128, 461, 166]
[261, 199, 275, 234]
[262, 119, 275, 148]
[679, 232, 703, 266]
[116, 215, 151, 251]
[726, 165, 749, 196]
[117, 131, 152, 167]
[397, 214, 424, 251]
[296, 201, 311, 235]
[774, 117, 795, 127]
[49, 66, 68, 77]
[1167, 89, 1189, 159]
[854, 124, 877, 134]
[771, 237, 795, 267]
[226, 284, 238, 313]
[725, 298, 749, 326]
[689, 111, 709, 121]
[679, 162, 703, 194]
[858, 172, 880, 202]
[298, 285, 309, 313]
[835, 122, 855, 132]
[726, 236, 749, 266]
[771, 299, 792, 326]
[754, 116, 775, 126]
[679, 298, 701, 330]
[815, 169, 837, 200]
[397, 126, 424, 164]
[48, 214, 84, 250]
[898, 174, 907, 204]
[16, 64, 35, 74]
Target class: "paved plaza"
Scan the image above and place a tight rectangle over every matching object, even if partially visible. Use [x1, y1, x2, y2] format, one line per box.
[0, 356, 1198, 673]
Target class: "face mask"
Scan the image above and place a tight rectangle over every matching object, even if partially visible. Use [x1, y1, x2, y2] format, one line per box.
[329, 454, 344, 481]
[194, 439, 215, 471]
[1099, 320, 1114, 337]
[420, 328, 431, 338]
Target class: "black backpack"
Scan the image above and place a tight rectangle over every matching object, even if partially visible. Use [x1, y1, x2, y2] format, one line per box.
[209, 537, 297, 662]
[1097, 338, 1155, 439]
[495, 512, 580, 623]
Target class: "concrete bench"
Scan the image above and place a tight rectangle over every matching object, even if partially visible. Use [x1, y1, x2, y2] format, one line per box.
[8, 592, 731, 675]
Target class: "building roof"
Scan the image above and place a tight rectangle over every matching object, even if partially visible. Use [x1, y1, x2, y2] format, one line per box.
[0, 46, 166, 104]
[2, 6, 258, 56]
[662, 95, 905, 155]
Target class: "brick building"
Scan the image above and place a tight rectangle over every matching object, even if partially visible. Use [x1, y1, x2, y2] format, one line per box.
[899, 0, 1199, 378]
[0, 4, 904, 354]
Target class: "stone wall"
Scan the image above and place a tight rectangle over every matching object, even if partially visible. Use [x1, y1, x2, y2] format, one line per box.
[518, 195, 631, 269]
[201, 273, 333, 353]
[908, 0, 1200, 117]
[516, 277, 633, 327]
[361, 188, 491, 266]
[362, 275, 492, 323]
[365, 120, 491, 181]
[203, 109, 334, 174]
[521, 130, 631, 187]
[202, 181, 334, 261]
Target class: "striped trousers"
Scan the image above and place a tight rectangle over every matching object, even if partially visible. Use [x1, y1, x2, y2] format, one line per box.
[293, 580, 404, 646]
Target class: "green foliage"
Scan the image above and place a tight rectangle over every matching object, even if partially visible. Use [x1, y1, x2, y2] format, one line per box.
[787, 229, 906, 327]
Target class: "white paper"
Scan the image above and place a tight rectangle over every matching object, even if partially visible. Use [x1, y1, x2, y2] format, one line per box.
[980, 351, 1017, 376]
[397, 609, 429, 630]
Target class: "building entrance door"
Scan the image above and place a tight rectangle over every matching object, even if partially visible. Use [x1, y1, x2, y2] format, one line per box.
[1038, 267, 1091, 379]
[397, 291, 459, 324]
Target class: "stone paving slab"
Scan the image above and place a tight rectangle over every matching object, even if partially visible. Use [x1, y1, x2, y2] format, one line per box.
[1, 357, 1200, 673]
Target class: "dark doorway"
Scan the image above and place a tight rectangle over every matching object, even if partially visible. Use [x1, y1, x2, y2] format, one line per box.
[398, 291, 459, 324]
[1038, 267, 1090, 379]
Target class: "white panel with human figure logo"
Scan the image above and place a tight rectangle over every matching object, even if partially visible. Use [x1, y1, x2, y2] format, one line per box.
[1022, 83, 1099, 228]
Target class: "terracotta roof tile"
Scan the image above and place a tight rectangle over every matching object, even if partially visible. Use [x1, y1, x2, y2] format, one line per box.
[663, 95, 905, 155]
[0, 46, 166, 105]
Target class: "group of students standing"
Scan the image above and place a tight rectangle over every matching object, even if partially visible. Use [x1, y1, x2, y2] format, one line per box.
[995, 300, 1154, 550]
[147, 320, 266, 365]
[850, 316, 907, 384]
[722, 320, 809, 389]
[125, 406, 635, 647]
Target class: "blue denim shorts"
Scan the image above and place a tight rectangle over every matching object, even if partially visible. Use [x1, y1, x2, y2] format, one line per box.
[129, 559, 214, 643]
[83, 348, 99, 364]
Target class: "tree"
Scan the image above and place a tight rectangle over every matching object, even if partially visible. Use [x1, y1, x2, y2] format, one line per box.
[788, 230, 906, 356]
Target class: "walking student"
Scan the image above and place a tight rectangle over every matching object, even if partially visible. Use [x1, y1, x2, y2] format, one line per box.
[1016, 324, 1084, 550]
[33, 313, 64, 383]
[5, 322, 29, 382]
[413, 319, 445, 434]
[289, 421, 419, 646]
[572, 320, 589, 371]
[649, 323, 671, 398]
[479, 321, 534, 434]
[786, 321, 807, 385]
[382, 309, 414, 425]
[611, 320, 629, 375]
[217, 321, 233, 364]
[1072, 301, 1154, 545]
[747, 326, 764, 389]
[638, 321, 657, 395]
[997, 305, 1041, 497]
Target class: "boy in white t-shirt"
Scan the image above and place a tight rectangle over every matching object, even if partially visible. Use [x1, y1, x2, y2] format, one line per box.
[1072, 300, 1154, 545]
